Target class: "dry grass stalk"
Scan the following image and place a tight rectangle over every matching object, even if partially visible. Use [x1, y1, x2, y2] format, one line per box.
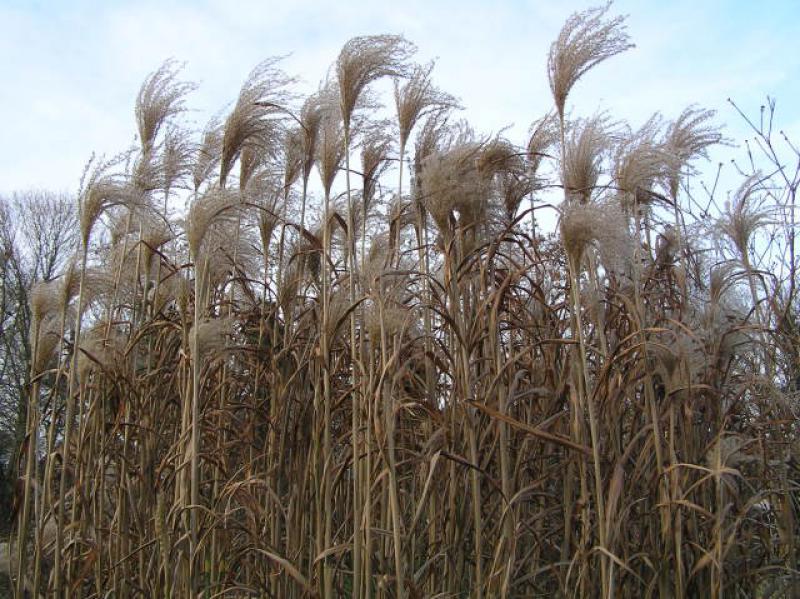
[9, 14, 798, 599]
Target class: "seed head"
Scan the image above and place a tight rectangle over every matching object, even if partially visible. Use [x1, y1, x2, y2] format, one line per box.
[548, 3, 633, 119]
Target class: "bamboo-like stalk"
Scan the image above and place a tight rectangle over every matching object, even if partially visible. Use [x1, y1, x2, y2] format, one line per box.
[12, 16, 797, 599]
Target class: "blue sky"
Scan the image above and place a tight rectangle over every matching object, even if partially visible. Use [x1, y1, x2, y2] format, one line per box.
[1, 0, 798, 198]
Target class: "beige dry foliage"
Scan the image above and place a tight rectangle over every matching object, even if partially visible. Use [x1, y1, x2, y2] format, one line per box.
[707, 262, 738, 308]
[193, 116, 224, 192]
[654, 223, 679, 266]
[527, 114, 558, 172]
[190, 316, 235, 360]
[388, 195, 414, 242]
[664, 106, 725, 198]
[131, 150, 164, 195]
[219, 58, 293, 187]
[323, 288, 351, 341]
[336, 34, 415, 132]
[139, 213, 173, 263]
[717, 173, 772, 260]
[239, 146, 266, 192]
[32, 315, 62, 376]
[365, 298, 410, 341]
[330, 195, 363, 247]
[475, 137, 529, 220]
[316, 92, 346, 198]
[614, 114, 675, 207]
[700, 302, 750, 365]
[156, 270, 192, 315]
[244, 171, 283, 256]
[548, 2, 634, 119]
[560, 197, 631, 269]
[413, 111, 453, 172]
[196, 220, 259, 299]
[283, 127, 305, 191]
[110, 208, 172, 262]
[77, 321, 127, 382]
[186, 186, 240, 258]
[58, 258, 82, 310]
[395, 61, 459, 150]
[277, 261, 303, 316]
[498, 169, 535, 221]
[421, 141, 490, 236]
[289, 230, 323, 282]
[161, 125, 194, 195]
[30, 280, 61, 327]
[361, 232, 392, 293]
[563, 115, 608, 203]
[81, 268, 122, 314]
[135, 60, 195, 155]
[13, 13, 798, 599]
[361, 124, 394, 206]
[79, 161, 146, 246]
[299, 91, 326, 184]
[476, 137, 519, 180]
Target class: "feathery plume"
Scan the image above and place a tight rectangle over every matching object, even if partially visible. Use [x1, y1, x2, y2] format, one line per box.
[613, 114, 674, 207]
[548, 3, 633, 119]
[413, 111, 453, 171]
[299, 91, 326, 184]
[527, 114, 558, 175]
[708, 262, 738, 308]
[32, 316, 62, 376]
[388, 195, 414, 249]
[365, 299, 411, 341]
[296, 226, 324, 282]
[283, 127, 305, 192]
[201, 220, 259, 292]
[135, 60, 195, 155]
[316, 94, 346, 198]
[239, 146, 265, 192]
[30, 280, 61, 328]
[278, 260, 302, 315]
[187, 187, 240, 258]
[79, 159, 144, 246]
[220, 58, 293, 187]
[421, 141, 486, 236]
[717, 173, 772, 260]
[138, 211, 173, 265]
[336, 35, 415, 132]
[193, 116, 223, 192]
[395, 61, 458, 151]
[499, 170, 535, 221]
[664, 106, 725, 198]
[190, 316, 235, 360]
[244, 170, 283, 257]
[563, 115, 608, 204]
[361, 232, 392, 293]
[476, 137, 519, 180]
[77, 321, 127, 382]
[161, 125, 194, 196]
[130, 150, 163, 195]
[58, 258, 81, 312]
[361, 124, 394, 207]
[323, 289, 352, 342]
[560, 197, 632, 270]
[475, 136, 530, 221]
[156, 270, 192, 316]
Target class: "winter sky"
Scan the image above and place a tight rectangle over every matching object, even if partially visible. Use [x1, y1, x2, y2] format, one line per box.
[1, 0, 798, 201]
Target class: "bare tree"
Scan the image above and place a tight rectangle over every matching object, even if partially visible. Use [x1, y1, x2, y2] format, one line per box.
[0, 190, 76, 534]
